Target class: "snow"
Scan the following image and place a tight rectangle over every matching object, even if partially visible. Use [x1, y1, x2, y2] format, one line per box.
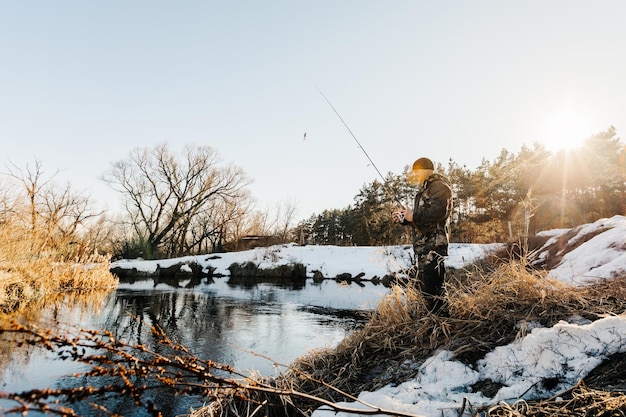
[540, 216, 626, 285]
[111, 243, 506, 281]
[317, 316, 626, 417]
[110, 215, 626, 417]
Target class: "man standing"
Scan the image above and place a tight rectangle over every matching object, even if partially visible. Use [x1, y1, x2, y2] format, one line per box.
[393, 157, 453, 314]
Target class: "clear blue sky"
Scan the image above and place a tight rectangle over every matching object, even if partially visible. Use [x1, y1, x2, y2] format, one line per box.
[2, 1, 625, 220]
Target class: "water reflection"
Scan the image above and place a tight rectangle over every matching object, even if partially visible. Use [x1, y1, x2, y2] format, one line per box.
[1, 277, 387, 416]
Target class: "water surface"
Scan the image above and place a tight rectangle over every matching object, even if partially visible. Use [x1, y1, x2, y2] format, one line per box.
[1, 276, 387, 415]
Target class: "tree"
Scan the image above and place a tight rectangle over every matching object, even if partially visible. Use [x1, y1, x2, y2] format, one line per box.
[291, 127, 624, 245]
[250, 199, 300, 242]
[519, 128, 625, 230]
[103, 143, 251, 259]
[317, 208, 350, 245]
[2, 158, 102, 257]
[270, 198, 300, 242]
[444, 159, 476, 242]
[578, 127, 625, 219]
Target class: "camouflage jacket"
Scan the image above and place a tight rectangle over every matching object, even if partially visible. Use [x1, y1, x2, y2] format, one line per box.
[405, 173, 453, 256]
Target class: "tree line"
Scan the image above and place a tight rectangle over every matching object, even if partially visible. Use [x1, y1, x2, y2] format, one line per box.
[295, 127, 625, 246]
[1, 128, 623, 260]
[1, 143, 296, 261]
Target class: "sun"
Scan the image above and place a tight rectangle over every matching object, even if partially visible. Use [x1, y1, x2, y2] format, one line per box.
[538, 109, 594, 154]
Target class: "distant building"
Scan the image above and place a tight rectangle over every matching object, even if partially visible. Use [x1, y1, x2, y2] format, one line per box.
[231, 235, 282, 251]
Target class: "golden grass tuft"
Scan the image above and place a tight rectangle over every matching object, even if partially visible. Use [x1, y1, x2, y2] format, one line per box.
[0, 221, 118, 315]
[447, 260, 585, 321]
[195, 259, 626, 417]
[487, 381, 626, 416]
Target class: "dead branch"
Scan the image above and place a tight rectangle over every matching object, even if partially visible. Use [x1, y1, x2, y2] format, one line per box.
[0, 321, 425, 417]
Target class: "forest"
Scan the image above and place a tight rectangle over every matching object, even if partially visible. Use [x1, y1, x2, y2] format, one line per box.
[1, 127, 624, 261]
[296, 127, 625, 246]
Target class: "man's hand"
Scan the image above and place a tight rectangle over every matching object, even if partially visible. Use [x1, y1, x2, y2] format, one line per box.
[403, 208, 414, 222]
[393, 209, 414, 223]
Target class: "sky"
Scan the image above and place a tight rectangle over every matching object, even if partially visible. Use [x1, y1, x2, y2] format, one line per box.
[109, 215, 626, 416]
[2, 2, 626, 220]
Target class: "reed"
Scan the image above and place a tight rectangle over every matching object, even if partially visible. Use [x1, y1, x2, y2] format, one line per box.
[255, 260, 626, 416]
[0, 220, 118, 314]
[2, 249, 626, 416]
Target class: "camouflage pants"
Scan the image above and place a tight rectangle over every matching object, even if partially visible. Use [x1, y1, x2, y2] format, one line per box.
[411, 250, 446, 313]
[410, 230, 448, 314]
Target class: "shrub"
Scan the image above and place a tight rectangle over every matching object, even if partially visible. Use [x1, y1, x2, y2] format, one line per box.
[0, 219, 117, 314]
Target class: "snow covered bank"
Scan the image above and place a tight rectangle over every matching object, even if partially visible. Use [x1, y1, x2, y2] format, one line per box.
[531, 215, 626, 285]
[110, 216, 624, 286]
[313, 315, 626, 417]
[111, 242, 506, 281]
[108, 216, 626, 417]
[310, 216, 626, 417]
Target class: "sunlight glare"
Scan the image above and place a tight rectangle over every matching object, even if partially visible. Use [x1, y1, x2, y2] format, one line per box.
[538, 109, 593, 153]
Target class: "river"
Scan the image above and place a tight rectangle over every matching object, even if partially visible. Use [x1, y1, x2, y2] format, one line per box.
[0, 276, 388, 416]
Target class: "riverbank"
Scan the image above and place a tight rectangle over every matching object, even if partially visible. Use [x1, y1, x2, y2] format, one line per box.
[109, 242, 505, 284]
[0, 224, 117, 315]
[1, 216, 624, 416]
[192, 216, 626, 417]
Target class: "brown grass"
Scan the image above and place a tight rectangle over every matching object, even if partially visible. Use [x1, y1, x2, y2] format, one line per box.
[194, 259, 626, 417]
[0, 221, 118, 315]
[486, 381, 626, 416]
[2, 241, 624, 417]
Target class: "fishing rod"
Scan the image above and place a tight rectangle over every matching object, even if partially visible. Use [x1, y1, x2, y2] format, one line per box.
[316, 86, 405, 208]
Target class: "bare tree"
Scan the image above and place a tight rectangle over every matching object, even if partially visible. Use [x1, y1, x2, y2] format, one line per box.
[103, 143, 251, 258]
[269, 198, 299, 242]
[40, 183, 95, 238]
[185, 188, 257, 253]
[2, 158, 101, 255]
[4, 159, 54, 230]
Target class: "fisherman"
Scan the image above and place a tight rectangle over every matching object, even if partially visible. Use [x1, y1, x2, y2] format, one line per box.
[393, 157, 453, 314]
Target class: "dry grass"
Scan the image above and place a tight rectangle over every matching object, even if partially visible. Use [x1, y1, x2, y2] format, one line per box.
[194, 258, 626, 417]
[2, 236, 624, 416]
[486, 381, 626, 416]
[0, 221, 118, 314]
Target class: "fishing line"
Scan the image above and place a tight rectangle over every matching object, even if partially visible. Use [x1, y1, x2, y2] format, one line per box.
[316, 86, 405, 208]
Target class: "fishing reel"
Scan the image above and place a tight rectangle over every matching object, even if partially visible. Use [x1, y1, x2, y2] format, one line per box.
[394, 212, 405, 223]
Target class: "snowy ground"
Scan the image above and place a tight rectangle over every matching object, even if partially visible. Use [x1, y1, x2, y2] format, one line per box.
[312, 215, 626, 417]
[111, 215, 626, 417]
[533, 215, 626, 285]
[111, 242, 506, 281]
